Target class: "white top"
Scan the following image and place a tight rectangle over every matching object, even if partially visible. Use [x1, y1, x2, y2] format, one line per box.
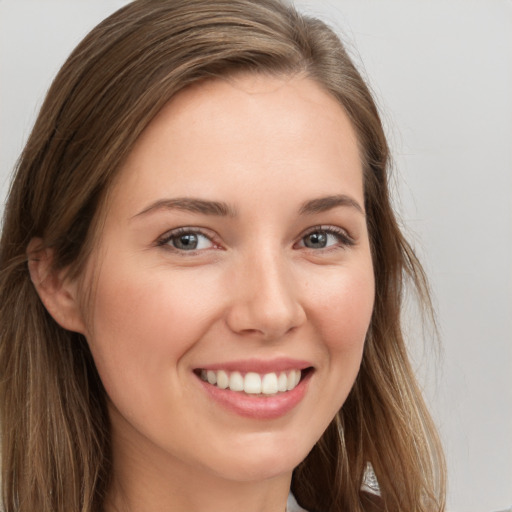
[287, 493, 309, 512]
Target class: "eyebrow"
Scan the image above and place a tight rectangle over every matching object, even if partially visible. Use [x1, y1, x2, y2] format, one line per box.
[133, 197, 236, 218]
[299, 195, 365, 216]
[133, 193, 364, 219]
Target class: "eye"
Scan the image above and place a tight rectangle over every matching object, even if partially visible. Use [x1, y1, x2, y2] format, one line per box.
[297, 226, 354, 250]
[158, 228, 215, 252]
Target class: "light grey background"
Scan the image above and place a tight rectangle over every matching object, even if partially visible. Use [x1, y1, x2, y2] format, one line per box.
[1, 1, 511, 511]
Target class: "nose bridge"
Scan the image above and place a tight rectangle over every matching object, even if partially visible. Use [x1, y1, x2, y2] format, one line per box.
[226, 244, 305, 339]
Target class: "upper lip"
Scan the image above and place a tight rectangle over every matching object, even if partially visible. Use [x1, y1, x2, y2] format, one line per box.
[195, 357, 313, 374]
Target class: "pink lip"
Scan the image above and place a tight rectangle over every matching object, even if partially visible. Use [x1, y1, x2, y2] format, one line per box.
[196, 357, 312, 374]
[196, 367, 313, 420]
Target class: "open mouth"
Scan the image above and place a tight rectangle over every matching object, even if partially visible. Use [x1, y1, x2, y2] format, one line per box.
[195, 367, 313, 396]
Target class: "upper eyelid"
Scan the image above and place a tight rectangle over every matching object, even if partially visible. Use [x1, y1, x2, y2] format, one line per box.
[159, 226, 215, 238]
[299, 225, 354, 241]
[300, 224, 348, 235]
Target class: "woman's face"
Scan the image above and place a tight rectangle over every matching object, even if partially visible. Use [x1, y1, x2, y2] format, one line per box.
[79, 74, 375, 483]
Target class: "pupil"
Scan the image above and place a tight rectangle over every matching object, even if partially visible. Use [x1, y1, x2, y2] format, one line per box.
[175, 233, 198, 250]
[306, 232, 327, 248]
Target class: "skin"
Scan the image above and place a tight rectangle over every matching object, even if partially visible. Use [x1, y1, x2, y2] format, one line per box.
[36, 73, 375, 512]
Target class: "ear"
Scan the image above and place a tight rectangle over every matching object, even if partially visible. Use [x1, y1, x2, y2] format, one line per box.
[27, 238, 87, 334]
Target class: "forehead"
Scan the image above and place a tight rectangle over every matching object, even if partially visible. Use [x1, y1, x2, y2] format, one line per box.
[108, 73, 364, 217]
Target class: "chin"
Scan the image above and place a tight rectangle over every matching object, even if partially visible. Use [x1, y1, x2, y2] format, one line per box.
[211, 458, 298, 483]
[204, 435, 313, 483]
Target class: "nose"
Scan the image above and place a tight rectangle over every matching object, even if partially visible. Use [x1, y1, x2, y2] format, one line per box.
[225, 250, 306, 340]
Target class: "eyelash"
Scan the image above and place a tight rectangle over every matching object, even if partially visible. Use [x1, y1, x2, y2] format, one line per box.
[296, 225, 355, 251]
[156, 225, 355, 254]
[156, 227, 218, 254]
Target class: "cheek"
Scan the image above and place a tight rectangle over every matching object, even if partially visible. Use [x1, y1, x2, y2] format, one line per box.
[296, 262, 374, 442]
[82, 264, 217, 398]
[308, 264, 375, 354]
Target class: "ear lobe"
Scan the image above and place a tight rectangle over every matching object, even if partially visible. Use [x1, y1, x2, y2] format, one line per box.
[27, 238, 87, 334]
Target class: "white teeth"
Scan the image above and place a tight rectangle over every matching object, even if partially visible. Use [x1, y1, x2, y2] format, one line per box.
[217, 370, 229, 389]
[285, 369, 301, 390]
[277, 372, 288, 392]
[199, 368, 304, 395]
[206, 370, 217, 385]
[286, 370, 296, 390]
[262, 372, 278, 394]
[244, 372, 261, 394]
[229, 371, 244, 392]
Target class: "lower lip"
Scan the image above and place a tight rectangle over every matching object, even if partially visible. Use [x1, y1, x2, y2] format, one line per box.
[197, 371, 312, 420]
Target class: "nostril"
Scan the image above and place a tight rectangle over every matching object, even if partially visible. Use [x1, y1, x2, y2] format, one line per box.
[225, 303, 306, 340]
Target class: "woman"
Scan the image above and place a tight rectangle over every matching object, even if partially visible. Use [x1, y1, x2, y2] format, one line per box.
[0, 1, 446, 511]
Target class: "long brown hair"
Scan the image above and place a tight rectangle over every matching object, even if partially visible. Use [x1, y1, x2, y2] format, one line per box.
[0, 1, 445, 511]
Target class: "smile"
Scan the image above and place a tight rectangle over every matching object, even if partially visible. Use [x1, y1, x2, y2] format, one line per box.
[194, 360, 314, 419]
[199, 369, 302, 395]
